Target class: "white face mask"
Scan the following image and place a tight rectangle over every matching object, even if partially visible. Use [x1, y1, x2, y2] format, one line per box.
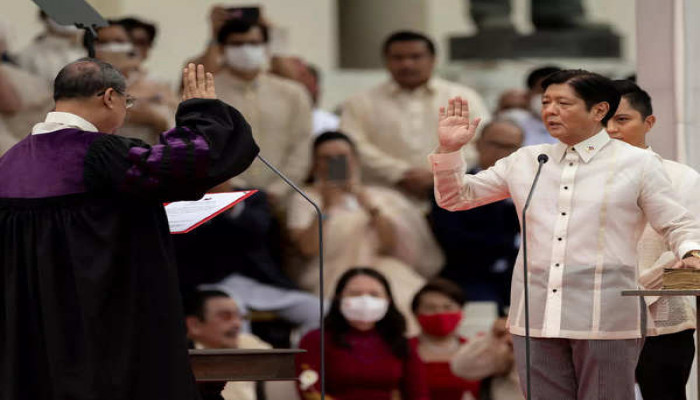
[95, 42, 135, 54]
[46, 18, 81, 35]
[530, 94, 543, 114]
[340, 295, 389, 323]
[224, 44, 267, 72]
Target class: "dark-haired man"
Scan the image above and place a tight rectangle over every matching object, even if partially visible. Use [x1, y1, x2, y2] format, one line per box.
[430, 69, 700, 399]
[608, 80, 699, 400]
[185, 290, 273, 400]
[341, 30, 489, 201]
[0, 59, 258, 400]
[211, 18, 312, 201]
[116, 17, 157, 61]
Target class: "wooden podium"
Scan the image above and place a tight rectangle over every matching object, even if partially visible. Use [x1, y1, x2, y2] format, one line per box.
[189, 348, 304, 382]
[622, 289, 700, 400]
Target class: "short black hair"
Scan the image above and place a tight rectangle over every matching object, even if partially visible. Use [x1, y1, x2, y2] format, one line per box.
[116, 17, 158, 45]
[382, 30, 436, 56]
[217, 18, 269, 45]
[612, 79, 653, 119]
[526, 66, 561, 90]
[411, 278, 466, 313]
[183, 290, 230, 321]
[313, 130, 357, 154]
[53, 57, 126, 102]
[541, 69, 620, 125]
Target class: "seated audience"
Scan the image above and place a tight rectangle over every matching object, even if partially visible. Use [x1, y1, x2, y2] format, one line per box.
[0, 28, 52, 155]
[340, 30, 490, 201]
[410, 279, 480, 400]
[91, 22, 177, 144]
[450, 317, 522, 400]
[297, 267, 429, 400]
[287, 131, 443, 331]
[185, 290, 274, 400]
[174, 185, 320, 340]
[431, 120, 523, 313]
[16, 11, 86, 86]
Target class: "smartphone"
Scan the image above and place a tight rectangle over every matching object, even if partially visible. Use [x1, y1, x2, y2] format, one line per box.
[326, 155, 348, 183]
[226, 6, 261, 23]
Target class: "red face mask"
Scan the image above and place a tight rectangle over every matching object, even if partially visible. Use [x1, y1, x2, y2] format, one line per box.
[417, 312, 463, 337]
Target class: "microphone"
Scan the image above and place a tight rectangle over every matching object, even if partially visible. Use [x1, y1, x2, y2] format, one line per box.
[255, 154, 327, 400]
[521, 153, 548, 400]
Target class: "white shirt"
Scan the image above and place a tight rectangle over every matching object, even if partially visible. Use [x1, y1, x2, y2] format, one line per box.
[341, 77, 490, 185]
[32, 112, 98, 135]
[16, 34, 86, 86]
[637, 149, 700, 336]
[430, 129, 700, 340]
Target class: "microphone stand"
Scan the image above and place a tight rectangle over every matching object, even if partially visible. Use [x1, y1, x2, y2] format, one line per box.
[256, 154, 326, 400]
[521, 154, 548, 400]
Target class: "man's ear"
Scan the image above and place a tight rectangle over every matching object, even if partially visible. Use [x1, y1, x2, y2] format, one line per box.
[102, 88, 117, 110]
[644, 115, 656, 131]
[593, 102, 610, 122]
[185, 316, 201, 337]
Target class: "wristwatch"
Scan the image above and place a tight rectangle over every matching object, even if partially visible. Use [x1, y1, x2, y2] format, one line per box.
[683, 250, 700, 259]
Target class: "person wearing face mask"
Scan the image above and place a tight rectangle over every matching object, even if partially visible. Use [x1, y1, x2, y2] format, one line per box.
[91, 22, 178, 145]
[296, 267, 430, 400]
[287, 131, 444, 334]
[211, 18, 312, 203]
[410, 279, 481, 400]
[16, 11, 86, 87]
[498, 66, 562, 147]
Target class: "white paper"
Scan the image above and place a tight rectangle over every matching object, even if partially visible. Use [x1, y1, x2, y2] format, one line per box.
[165, 191, 253, 234]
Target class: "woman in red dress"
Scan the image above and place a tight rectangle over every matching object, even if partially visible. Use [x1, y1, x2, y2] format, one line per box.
[296, 267, 429, 400]
[410, 279, 481, 400]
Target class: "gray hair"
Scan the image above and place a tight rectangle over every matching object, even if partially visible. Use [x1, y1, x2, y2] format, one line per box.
[53, 57, 126, 102]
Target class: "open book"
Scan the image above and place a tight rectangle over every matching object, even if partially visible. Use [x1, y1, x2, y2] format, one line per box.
[165, 191, 257, 234]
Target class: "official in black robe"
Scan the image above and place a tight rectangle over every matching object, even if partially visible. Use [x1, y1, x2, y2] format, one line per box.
[0, 59, 258, 399]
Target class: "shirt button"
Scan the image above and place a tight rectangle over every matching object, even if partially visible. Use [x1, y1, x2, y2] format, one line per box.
[569, 162, 574, 166]
[564, 186, 569, 190]
[553, 289, 558, 293]
[555, 263, 560, 267]
[561, 212, 566, 216]
[558, 237, 562, 241]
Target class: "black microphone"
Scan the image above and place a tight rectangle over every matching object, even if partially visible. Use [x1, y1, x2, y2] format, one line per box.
[255, 154, 327, 400]
[521, 153, 548, 400]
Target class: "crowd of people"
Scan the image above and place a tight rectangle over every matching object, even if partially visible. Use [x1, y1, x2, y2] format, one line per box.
[1, 5, 699, 400]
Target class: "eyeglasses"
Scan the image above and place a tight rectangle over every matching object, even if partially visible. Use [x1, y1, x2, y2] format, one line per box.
[96, 90, 136, 109]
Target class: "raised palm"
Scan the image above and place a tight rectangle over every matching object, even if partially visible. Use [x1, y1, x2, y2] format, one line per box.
[438, 96, 481, 153]
[182, 63, 217, 101]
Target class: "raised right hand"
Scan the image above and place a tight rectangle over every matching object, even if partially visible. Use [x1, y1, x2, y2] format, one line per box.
[437, 96, 481, 153]
[181, 63, 217, 101]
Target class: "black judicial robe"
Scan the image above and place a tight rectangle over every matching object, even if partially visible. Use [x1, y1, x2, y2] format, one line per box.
[0, 99, 259, 400]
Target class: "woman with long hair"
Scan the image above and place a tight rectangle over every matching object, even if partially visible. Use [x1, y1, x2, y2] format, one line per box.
[286, 131, 444, 333]
[296, 267, 429, 400]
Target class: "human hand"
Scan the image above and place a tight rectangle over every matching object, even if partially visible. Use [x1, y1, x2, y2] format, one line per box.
[210, 5, 230, 38]
[398, 168, 434, 198]
[181, 63, 216, 101]
[437, 96, 481, 153]
[680, 255, 700, 269]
